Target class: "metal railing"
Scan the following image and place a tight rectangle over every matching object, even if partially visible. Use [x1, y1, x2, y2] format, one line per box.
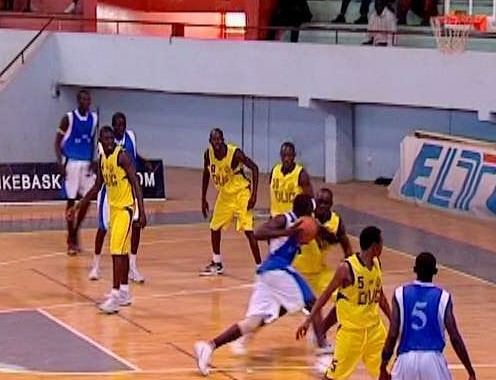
[0, 16, 54, 80]
[0, 12, 495, 60]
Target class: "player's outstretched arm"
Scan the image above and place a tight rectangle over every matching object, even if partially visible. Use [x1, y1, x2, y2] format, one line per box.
[234, 149, 258, 210]
[336, 219, 353, 258]
[445, 300, 476, 380]
[379, 293, 400, 380]
[119, 150, 146, 228]
[298, 169, 314, 198]
[254, 215, 298, 241]
[201, 150, 210, 219]
[296, 263, 348, 340]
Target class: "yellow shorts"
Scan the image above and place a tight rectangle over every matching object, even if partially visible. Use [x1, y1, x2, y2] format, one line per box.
[109, 206, 133, 255]
[210, 188, 253, 231]
[325, 322, 387, 380]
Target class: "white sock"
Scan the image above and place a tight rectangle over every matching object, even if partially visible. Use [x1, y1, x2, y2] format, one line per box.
[212, 253, 222, 264]
[129, 254, 137, 270]
[120, 284, 129, 293]
[111, 288, 119, 298]
[92, 254, 101, 268]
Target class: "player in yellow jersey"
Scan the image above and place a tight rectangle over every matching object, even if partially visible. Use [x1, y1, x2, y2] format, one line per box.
[294, 188, 354, 357]
[270, 142, 313, 216]
[200, 128, 261, 275]
[296, 226, 391, 380]
[295, 188, 353, 296]
[76, 126, 146, 314]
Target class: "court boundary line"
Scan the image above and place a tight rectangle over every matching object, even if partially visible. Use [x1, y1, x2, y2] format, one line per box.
[0, 235, 240, 267]
[0, 362, 494, 376]
[347, 236, 496, 288]
[36, 308, 140, 372]
[0, 283, 253, 314]
[31, 268, 153, 334]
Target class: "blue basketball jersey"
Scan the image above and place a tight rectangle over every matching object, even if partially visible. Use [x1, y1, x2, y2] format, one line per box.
[257, 212, 301, 273]
[61, 110, 98, 161]
[396, 281, 451, 355]
[115, 130, 138, 166]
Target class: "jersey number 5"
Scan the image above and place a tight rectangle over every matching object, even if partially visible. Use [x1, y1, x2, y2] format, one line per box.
[411, 301, 428, 330]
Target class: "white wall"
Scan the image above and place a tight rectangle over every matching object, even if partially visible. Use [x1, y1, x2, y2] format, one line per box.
[0, 36, 71, 163]
[77, 88, 326, 175]
[0, 30, 39, 74]
[55, 33, 496, 117]
[1, 30, 495, 179]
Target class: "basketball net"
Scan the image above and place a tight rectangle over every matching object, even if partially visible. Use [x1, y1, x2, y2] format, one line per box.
[431, 15, 470, 53]
[430, 14, 486, 53]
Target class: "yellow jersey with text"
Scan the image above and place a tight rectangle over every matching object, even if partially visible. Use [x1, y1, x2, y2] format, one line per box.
[293, 212, 341, 274]
[100, 146, 134, 209]
[208, 144, 250, 195]
[270, 163, 303, 216]
[336, 254, 382, 329]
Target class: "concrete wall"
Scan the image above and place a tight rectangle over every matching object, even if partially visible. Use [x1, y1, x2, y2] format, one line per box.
[0, 30, 495, 180]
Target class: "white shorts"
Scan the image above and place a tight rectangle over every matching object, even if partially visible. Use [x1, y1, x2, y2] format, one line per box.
[64, 160, 95, 199]
[392, 351, 452, 380]
[245, 269, 314, 324]
[97, 185, 139, 232]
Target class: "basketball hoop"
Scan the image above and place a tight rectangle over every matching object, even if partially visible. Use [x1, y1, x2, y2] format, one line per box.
[430, 14, 487, 53]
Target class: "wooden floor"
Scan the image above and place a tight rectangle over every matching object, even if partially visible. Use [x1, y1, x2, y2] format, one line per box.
[0, 167, 494, 379]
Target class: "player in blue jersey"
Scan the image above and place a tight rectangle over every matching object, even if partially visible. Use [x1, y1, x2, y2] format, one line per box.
[89, 112, 152, 283]
[380, 252, 476, 380]
[55, 89, 98, 255]
[194, 194, 328, 376]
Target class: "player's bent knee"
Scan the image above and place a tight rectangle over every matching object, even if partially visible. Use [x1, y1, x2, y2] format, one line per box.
[238, 315, 264, 334]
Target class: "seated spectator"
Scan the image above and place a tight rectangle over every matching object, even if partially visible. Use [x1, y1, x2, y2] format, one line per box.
[267, 0, 313, 43]
[363, 0, 397, 46]
[397, 0, 438, 25]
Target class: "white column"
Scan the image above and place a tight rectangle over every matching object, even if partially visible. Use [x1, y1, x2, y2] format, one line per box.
[301, 99, 354, 183]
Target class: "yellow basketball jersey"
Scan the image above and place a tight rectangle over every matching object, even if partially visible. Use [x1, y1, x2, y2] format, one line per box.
[336, 254, 382, 329]
[101, 146, 134, 208]
[270, 163, 303, 216]
[208, 144, 250, 195]
[293, 212, 340, 274]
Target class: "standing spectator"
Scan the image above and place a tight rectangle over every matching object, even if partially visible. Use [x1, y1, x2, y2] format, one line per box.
[1, 0, 14, 11]
[332, 0, 371, 24]
[397, 0, 438, 26]
[363, 0, 397, 46]
[267, 0, 312, 43]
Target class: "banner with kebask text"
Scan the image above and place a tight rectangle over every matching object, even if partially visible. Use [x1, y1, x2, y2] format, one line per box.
[389, 131, 496, 221]
[0, 160, 166, 203]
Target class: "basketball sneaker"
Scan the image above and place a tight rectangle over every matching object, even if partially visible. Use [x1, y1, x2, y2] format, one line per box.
[99, 295, 119, 314]
[88, 265, 100, 281]
[118, 291, 132, 306]
[199, 261, 224, 276]
[194, 341, 213, 376]
[314, 353, 333, 375]
[129, 267, 145, 283]
[67, 237, 78, 256]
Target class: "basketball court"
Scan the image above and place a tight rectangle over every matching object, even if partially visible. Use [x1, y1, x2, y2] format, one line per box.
[0, 167, 494, 379]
